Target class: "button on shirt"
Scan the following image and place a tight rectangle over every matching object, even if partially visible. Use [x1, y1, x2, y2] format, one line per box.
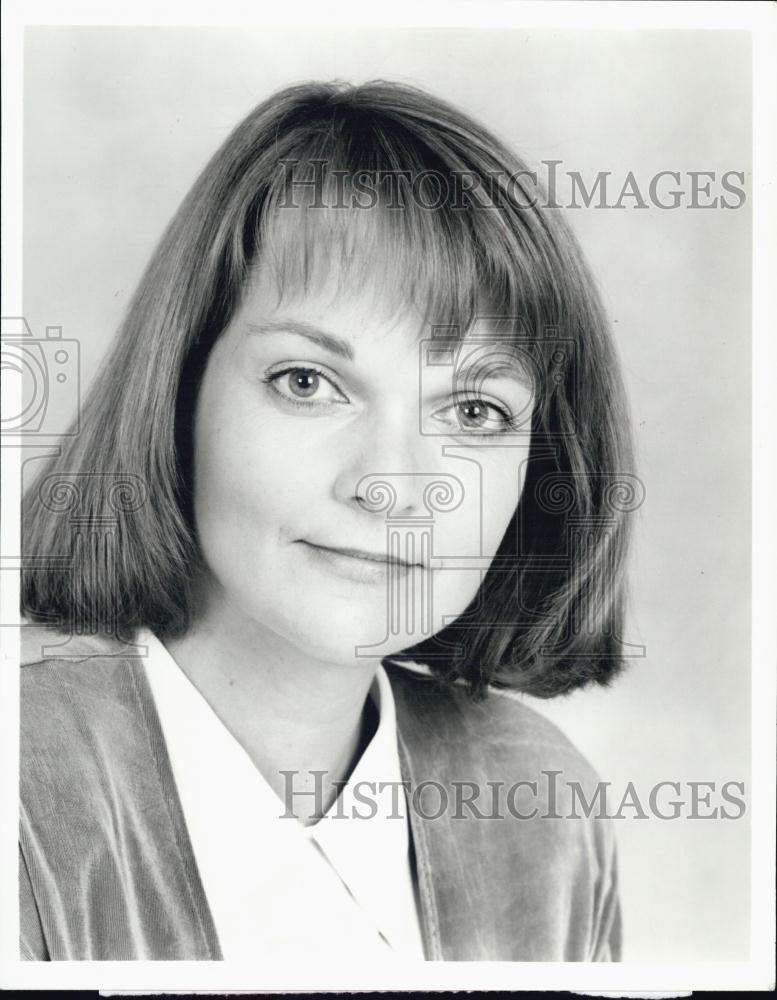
[138, 630, 426, 963]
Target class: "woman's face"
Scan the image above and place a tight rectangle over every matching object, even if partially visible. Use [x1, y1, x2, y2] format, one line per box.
[191, 266, 534, 665]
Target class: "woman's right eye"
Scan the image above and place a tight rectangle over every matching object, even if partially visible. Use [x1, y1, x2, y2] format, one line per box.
[262, 366, 349, 407]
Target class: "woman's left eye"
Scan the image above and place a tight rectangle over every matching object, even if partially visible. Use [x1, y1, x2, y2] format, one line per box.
[435, 397, 516, 435]
[263, 366, 349, 407]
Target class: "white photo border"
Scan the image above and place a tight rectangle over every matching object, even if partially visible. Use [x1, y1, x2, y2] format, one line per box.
[1, 0, 775, 993]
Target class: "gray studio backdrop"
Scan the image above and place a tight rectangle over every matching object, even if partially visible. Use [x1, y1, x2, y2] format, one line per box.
[22, 26, 751, 962]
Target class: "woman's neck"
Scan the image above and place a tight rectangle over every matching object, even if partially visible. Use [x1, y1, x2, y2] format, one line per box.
[163, 600, 380, 825]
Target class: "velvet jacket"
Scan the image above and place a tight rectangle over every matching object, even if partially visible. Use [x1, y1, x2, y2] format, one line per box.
[19, 628, 621, 962]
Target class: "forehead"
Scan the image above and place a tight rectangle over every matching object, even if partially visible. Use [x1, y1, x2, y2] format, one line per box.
[237, 264, 529, 362]
[239, 264, 427, 348]
[233, 265, 535, 395]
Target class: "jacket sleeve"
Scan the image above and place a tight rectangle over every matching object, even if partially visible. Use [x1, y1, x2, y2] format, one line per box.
[19, 843, 49, 961]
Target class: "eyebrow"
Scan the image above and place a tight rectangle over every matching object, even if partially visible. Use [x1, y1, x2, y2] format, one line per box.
[456, 362, 534, 392]
[246, 320, 354, 362]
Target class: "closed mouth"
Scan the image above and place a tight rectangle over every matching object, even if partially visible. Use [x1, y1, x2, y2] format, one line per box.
[301, 540, 422, 569]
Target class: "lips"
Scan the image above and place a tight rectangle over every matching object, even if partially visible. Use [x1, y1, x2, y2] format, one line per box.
[296, 538, 429, 586]
[301, 540, 422, 569]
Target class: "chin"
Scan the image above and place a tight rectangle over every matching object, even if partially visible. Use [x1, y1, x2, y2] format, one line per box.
[281, 603, 429, 667]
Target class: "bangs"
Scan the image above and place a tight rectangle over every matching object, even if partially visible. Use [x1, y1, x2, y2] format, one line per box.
[252, 115, 542, 339]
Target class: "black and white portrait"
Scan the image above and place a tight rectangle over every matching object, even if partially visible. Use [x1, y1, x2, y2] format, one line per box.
[1, 3, 774, 994]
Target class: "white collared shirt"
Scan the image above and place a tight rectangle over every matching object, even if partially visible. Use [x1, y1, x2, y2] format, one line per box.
[138, 630, 426, 963]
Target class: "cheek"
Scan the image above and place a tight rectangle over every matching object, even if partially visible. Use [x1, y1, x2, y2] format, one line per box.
[480, 457, 527, 553]
[420, 454, 526, 625]
[190, 385, 329, 553]
[433, 451, 527, 559]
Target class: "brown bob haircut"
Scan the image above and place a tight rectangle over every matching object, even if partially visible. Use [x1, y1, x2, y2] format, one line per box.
[22, 80, 638, 699]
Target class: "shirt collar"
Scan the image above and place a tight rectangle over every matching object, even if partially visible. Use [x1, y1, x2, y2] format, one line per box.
[138, 629, 415, 951]
[138, 629, 408, 840]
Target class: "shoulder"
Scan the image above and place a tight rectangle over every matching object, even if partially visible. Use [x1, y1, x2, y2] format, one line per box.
[387, 660, 615, 865]
[21, 624, 137, 667]
[20, 625, 150, 762]
[388, 662, 620, 961]
[387, 660, 602, 787]
[20, 626, 164, 859]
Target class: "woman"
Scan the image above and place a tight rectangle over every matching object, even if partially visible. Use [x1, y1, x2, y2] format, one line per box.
[19, 80, 635, 962]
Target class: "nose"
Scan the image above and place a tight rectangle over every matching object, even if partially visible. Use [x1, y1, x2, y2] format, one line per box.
[332, 410, 436, 518]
